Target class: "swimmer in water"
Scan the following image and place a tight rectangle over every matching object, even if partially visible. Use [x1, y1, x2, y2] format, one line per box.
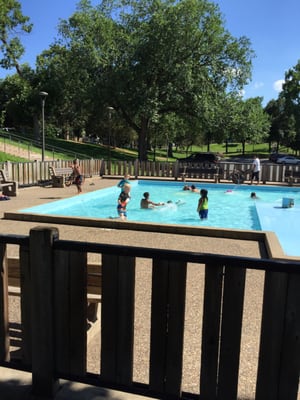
[140, 192, 164, 209]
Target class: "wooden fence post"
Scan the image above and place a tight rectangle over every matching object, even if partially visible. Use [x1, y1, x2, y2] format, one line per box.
[101, 254, 136, 385]
[256, 271, 288, 400]
[256, 271, 300, 400]
[30, 227, 60, 398]
[0, 243, 10, 362]
[278, 273, 300, 400]
[149, 259, 187, 397]
[134, 159, 139, 179]
[200, 263, 224, 399]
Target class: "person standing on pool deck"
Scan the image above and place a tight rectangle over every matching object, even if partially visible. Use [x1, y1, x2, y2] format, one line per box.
[197, 189, 208, 219]
[71, 158, 84, 194]
[250, 155, 261, 185]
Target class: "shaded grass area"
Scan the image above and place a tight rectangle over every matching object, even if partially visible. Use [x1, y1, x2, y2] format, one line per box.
[0, 130, 288, 162]
[0, 151, 28, 162]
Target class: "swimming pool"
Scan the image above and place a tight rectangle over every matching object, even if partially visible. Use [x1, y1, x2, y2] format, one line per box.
[20, 181, 300, 257]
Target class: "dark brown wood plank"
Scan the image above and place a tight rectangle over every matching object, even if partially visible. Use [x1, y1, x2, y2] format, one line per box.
[30, 227, 60, 398]
[0, 243, 10, 362]
[217, 265, 246, 400]
[256, 271, 288, 400]
[278, 273, 300, 400]
[115, 255, 135, 384]
[68, 251, 87, 375]
[200, 263, 224, 400]
[19, 244, 31, 365]
[164, 260, 187, 397]
[150, 259, 187, 397]
[53, 250, 70, 374]
[149, 259, 169, 393]
[54, 249, 87, 375]
[101, 254, 135, 385]
[101, 254, 119, 381]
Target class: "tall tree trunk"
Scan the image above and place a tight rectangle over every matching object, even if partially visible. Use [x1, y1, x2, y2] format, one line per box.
[138, 117, 149, 161]
[242, 140, 246, 154]
[167, 142, 173, 158]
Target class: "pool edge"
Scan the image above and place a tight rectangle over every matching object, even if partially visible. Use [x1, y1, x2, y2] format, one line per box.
[4, 210, 297, 261]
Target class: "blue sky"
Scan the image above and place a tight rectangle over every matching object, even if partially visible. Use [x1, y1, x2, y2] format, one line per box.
[214, 0, 300, 104]
[1, 0, 299, 106]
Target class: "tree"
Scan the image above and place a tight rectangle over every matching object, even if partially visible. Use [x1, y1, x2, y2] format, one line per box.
[57, 0, 254, 160]
[0, 0, 32, 77]
[264, 98, 289, 151]
[216, 95, 269, 154]
[0, 65, 40, 132]
[279, 60, 300, 152]
[233, 98, 270, 153]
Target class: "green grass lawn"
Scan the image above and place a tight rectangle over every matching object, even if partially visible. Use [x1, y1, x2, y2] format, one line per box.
[0, 151, 28, 162]
[0, 130, 292, 162]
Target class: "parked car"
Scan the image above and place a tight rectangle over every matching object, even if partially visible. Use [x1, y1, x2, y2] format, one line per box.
[178, 152, 220, 163]
[276, 155, 300, 165]
[269, 152, 286, 163]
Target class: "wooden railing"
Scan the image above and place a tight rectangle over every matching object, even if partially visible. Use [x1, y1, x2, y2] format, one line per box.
[0, 159, 297, 187]
[1, 227, 300, 399]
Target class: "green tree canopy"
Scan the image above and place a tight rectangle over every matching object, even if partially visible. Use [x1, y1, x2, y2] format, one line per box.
[279, 60, 300, 151]
[55, 0, 254, 160]
[0, 0, 32, 76]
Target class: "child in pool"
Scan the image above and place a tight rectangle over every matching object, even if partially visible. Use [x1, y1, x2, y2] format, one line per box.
[197, 189, 208, 219]
[140, 192, 164, 209]
[183, 184, 199, 192]
[117, 174, 130, 191]
[250, 192, 259, 199]
[117, 183, 131, 220]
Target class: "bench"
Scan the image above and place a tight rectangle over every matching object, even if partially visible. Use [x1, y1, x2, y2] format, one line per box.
[48, 166, 73, 188]
[0, 169, 18, 196]
[179, 164, 222, 183]
[285, 169, 300, 186]
[7, 258, 101, 323]
[229, 168, 252, 184]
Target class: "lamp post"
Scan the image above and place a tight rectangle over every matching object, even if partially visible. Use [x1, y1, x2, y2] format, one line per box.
[39, 91, 48, 161]
[107, 106, 114, 162]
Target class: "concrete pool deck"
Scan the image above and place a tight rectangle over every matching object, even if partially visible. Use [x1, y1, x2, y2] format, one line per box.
[1, 177, 299, 400]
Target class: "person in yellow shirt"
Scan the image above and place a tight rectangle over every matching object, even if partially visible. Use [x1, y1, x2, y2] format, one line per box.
[197, 189, 208, 219]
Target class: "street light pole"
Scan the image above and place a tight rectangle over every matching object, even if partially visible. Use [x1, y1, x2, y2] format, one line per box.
[39, 91, 48, 161]
[107, 106, 114, 162]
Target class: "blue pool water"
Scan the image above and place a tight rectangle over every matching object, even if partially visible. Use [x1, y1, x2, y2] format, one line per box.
[21, 181, 300, 257]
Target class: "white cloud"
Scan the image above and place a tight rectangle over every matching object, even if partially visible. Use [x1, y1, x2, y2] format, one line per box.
[273, 79, 284, 92]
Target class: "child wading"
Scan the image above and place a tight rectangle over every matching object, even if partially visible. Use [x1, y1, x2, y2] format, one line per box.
[117, 183, 131, 220]
[197, 189, 208, 219]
